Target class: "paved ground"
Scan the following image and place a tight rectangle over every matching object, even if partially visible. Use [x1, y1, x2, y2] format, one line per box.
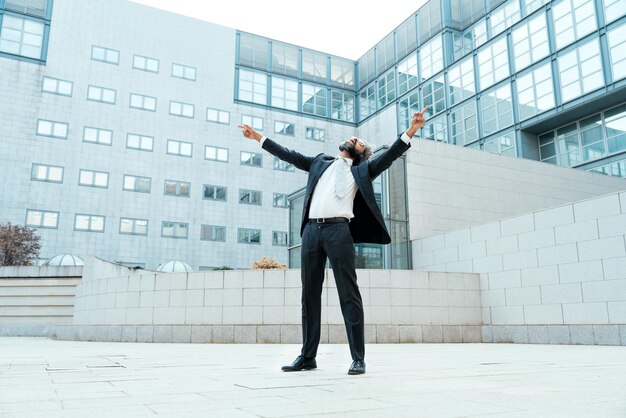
[1, 337, 625, 417]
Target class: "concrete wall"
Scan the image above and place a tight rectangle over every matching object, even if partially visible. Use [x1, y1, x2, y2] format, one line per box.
[57, 268, 482, 343]
[412, 191, 626, 345]
[0, 265, 82, 336]
[404, 139, 626, 240]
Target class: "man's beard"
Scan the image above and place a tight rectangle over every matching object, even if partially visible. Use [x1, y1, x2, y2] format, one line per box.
[339, 141, 359, 158]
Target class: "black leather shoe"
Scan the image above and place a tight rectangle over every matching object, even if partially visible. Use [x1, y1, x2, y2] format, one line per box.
[281, 355, 317, 372]
[348, 360, 366, 375]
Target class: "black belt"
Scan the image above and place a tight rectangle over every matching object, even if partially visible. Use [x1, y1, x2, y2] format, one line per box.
[309, 217, 349, 224]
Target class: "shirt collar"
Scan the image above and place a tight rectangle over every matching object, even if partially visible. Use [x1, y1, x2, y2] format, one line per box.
[336, 154, 354, 166]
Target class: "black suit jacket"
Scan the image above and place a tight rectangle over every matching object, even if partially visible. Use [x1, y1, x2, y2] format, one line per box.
[262, 135, 410, 244]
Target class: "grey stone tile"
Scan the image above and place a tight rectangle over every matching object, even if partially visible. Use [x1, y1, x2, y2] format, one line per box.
[593, 325, 620, 345]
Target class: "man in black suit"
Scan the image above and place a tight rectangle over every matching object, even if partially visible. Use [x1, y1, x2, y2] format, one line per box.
[239, 106, 428, 375]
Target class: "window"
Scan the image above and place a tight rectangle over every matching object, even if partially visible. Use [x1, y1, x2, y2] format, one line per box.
[275, 121, 295, 136]
[302, 83, 327, 117]
[396, 15, 418, 60]
[83, 127, 113, 145]
[271, 41, 298, 77]
[126, 133, 154, 151]
[483, 130, 517, 156]
[75, 214, 105, 232]
[274, 157, 294, 172]
[553, 0, 597, 50]
[376, 33, 395, 75]
[377, 70, 396, 109]
[172, 63, 196, 80]
[120, 218, 148, 235]
[302, 49, 327, 83]
[203, 184, 227, 201]
[271, 75, 298, 111]
[418, 0, 442, 42]
[490, 0, 521, 36]
[87, 85, 116, 104]
[239, 189, 262, 205]
[419, 35, 444, 82]
[273, 193, 289, 208]
[398, 92, 420, 132]
[201, 225, 226, 242]
[238, 68, 267, 104]
[305, 127, 325, 142]
[423, 114, 449, 142]
[206, 108, 230, 124]
[579, 113, 607, 163]
[242, 115, 263, 131]
[539, 131, 557, 164]
[512, 12, 549, 72]
[558, 38, 603, 103]
[359, 83, 376, 120]
[422, 75, 445, 118]
[481, 83, 514, 135]
[240, 151, 262, 167]
[123, 175, 151, 193]
[238, 32, 268, 70]
[273, 231, 288, 246]
[605, 104, 626, 154]
[130, 93, 156, 111]
[31, 163, 63, 183]
[238, 228, 261, 244]
[449, 101, 478, 145]
[330, 57, 355, 89]
[397, 54, 418, 96]
[162, 221, 188, 239]
[359, 49, 376, 87]
[604, 0, 626, 23]
[41, 77, 72, 96]
[167, 139, 192, 157]
[36, 119, 68, 139]
[478, 37, 509, 90]
[79, 169, 109, 188]
[517, 63, 554, 120]
[607, 24, 626, 82]
[452, 31, 474, 62]
[164, 180, 191, 197]
[133, 55, 159, 73]
[205, 145, 228, 162]
[331, 90, 355, 122]
[524, 0, 549, 15]
[0, 15, 44, 59]
[91, 45, 119, 64]
[447, 56, 475, 106]
[26, 209, 58, 229]
[169, 100, 195, 118]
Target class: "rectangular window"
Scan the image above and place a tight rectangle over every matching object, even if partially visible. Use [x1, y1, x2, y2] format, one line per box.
[203, 184, 227, 201]
[164, 180, 191, 197]
[167, 139, 193, 157]
[271, 41, 298, 77]
[26, 209, 58, 229]
[481, 83, 514, 136]
[490, 0, 521, 37]
[273, 193, 289, 208]
[302, 83, 327, 117]
[133, 55, 159, 73]
[274, 157, 294, 172]
[238, 68, 268, 105]
[448, 56, 475, 106]
[172, 63, 196, 80]
[271, 75, 298, 111]
[91, 45, 119, 64]
[126, 133, 154, 151]
[130, 93, 157, 111]
[302, 49, 327, 83]
[123, 174, 151, 193]
[36, 119, 68, 139]
[539, 131, 557, 164]
[483, 130, 517, 157]
[420, 35, 444, 81]
[512, 12, 549, 72]
[238, 32, 268, 70]
[553, 0, 597, 50]
[79, 169, 109, 188]
[241, 115, 263, 131]
[397, 54, 418, 96]
[331, 90, 355, 122]
[120, 218, 148, 235]
[201, 225, 226, 242]
[162, 221, 188, 239]
[398, 92, 420, 132]
[558, 38, 603, 103]
[422, 75, 445, 118]
[605, 104, 626, 154]
[83, 127, 113, 145]
[240, 151, 262, 167]
[169, 100, 195, 118]
[31, 163, 63, 183]
[377, 70, 396, 108]
[41, 77, 73, 96]
[517, 63, 555, 120]
[239, 189, 262, 205]
[206, 108, 230, 124]
[87, 85, 116, 104]
[359, 83, 377, 120]
[423, 114, 448, 143]
[0, 15, 44, 59]
[604, 0, 626, 24]
[272, 231, 288, 246]
[238, 227, 261, 244]
[205, 145, 228, 162]
[274, 121, 295, 136]
[331, 57, 355, 89]
[449, 101, 478, 145]
[478, 37, 509, 90]
[607, 24, 626, 82]
[305, 127, 325, 142]
[75, 214, 105, 232]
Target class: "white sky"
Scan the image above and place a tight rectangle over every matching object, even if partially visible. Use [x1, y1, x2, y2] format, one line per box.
[130, 0, 429, 60]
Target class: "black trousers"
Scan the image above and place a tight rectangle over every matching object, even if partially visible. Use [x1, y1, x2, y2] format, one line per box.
[300, 221, 365, 361]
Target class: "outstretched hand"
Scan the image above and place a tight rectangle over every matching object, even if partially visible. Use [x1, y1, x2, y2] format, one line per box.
[238, 124, 262, 142]
[406, 105, 429, 138]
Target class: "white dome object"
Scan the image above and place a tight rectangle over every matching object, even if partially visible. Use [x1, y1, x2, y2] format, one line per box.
[43, 254, 85, 266]
[156, 260, 194, 272]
